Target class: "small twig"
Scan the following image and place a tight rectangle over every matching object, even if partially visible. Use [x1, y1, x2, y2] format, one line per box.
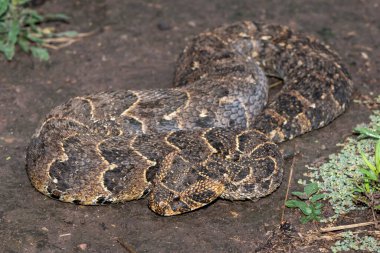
[116, 239, 138, 253]
[42, 30, 97, 50]
[370, 198, 379, 229]
[306, 229, 380, 242]
[58, 233, 71, 237]
[353, 99, 380, 105]
[269, 80, 283, 89]
[43, 40, 75, 50]
[280, 145, 297, 224]
[320, 221, 377, 233]
[372, 210, 378, 228]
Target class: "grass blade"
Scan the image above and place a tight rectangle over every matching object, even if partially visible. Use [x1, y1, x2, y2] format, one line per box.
[375, 140, 380, 172]
[358, 168, 378, 181]
[359, 149, 377, 173]
[354, 127, 380, 139]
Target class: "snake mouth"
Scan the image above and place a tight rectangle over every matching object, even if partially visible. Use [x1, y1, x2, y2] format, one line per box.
[149, 192, 192, 216]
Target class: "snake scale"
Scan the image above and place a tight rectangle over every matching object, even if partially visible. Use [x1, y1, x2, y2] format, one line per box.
[26, 21, 353, 216]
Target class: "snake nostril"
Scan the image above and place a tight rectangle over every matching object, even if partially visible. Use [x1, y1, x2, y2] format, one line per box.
[231, 153, 240, 162]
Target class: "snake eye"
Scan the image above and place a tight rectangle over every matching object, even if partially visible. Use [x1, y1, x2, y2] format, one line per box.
[173, 195, 180, 201]
[231, 153, 240, 162]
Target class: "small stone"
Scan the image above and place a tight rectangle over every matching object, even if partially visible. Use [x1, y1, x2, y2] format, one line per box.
[188, 21, 196, 27]
[78, 243, 87, 251]
[230, 211, 239, 218]
[157, 21, 171, 31]
[361, 52, 369, 60]
[0, 136, 15, 144]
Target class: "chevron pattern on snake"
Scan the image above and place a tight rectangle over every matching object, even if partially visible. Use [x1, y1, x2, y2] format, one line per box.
[26, 21, 353, 216]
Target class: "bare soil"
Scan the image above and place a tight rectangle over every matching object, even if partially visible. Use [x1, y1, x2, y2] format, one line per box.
[0, 1, 379, 252]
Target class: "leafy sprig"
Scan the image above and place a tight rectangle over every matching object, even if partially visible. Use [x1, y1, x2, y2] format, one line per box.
[0, 0, 77, 60]
[285, 182, 325, 223]
[352, 130, 380, 211]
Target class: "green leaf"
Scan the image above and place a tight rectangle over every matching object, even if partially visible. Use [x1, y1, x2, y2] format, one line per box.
[26, 34, 43, 44]
[0, 43, 15, 60]
[285, 199, 299, 208]
[12, 0, 31, 6]
[21, 9, 44, 25]
[0, 0, 9, 17]
[314, 202, 323, 209]
[353, 186, 364, 193]
[304, 182, 319, 197]
[285, 200, 312, 215]
[291, 191, 308, 200]
[375, 140, 380, 172]
[359, 150, 377, 173]
[8, 20, 20, 45]
[359, 168, 378, 181]
[310, 193, 325, 203]
[0, 22, 7, 33]
[17, 37, 29, 52]
[299, 204, 312, 216]
[43, 13, 70, 22]
[30, 46, 49, 61]
[365, 182, 371, 193]
[300, 216, 312, 224]
[354, 127, 380, 139]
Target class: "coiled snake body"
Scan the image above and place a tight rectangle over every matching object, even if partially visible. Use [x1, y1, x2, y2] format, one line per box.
[26, 21, 353, 216]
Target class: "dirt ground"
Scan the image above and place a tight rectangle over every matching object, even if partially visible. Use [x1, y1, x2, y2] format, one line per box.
[0, 0, 379, 252]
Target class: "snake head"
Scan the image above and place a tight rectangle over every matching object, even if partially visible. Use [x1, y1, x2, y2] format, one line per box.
[149, 190, 192, 216]
[148, 176, 225, 216]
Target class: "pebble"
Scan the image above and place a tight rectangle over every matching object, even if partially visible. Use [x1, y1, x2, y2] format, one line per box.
[78, 243, 87, 251]
[188, 21, 196, 27]
[157, 21, 171, 31]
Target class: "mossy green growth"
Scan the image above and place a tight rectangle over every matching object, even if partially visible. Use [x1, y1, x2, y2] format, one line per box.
[307, 110, 380, 221]
[331, 231, 380, 253]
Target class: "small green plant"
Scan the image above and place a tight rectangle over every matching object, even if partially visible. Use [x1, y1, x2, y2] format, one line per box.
[352, 127, 380, 212]
[285, 182, 325, 223]
[0, 0, 77, 60]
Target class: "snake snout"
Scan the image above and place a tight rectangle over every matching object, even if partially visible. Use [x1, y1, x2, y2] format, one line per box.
[149, 190, 192, 216]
